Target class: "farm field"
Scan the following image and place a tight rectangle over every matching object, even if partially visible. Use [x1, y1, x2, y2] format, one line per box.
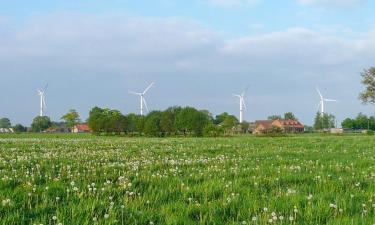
[0, 134, 375, 225]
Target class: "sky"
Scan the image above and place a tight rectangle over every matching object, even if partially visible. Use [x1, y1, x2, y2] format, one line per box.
[1, 0, 375, 126]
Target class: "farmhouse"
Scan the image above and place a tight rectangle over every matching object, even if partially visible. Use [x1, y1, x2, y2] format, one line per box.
[72, 124, 90, 133]
[254, 119, 305, 134]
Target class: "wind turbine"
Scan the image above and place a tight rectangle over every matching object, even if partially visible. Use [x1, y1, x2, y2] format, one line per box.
[129, 82, 154, 116]
[37, 84, 48, 117]
[233, 87, 248, 123]
[316, 87, 338, 115]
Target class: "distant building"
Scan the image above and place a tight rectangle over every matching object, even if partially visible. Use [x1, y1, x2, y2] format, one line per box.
[330, 128, 344, 134]
[254, 119, 304, 134]
[0, 128, 14, 133]
[72, 124, 90, 133]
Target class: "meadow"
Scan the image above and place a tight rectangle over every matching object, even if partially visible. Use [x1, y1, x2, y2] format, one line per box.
[0, 134, 374, 225]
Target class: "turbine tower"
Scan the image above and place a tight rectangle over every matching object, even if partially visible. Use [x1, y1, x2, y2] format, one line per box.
[37, 84, 48, 117]
[129, 82, 154, 116]
[316, 87, 338, 115]
[233, 89, 247, 123]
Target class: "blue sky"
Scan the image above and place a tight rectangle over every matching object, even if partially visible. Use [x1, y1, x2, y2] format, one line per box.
[1, 0, 375, 125]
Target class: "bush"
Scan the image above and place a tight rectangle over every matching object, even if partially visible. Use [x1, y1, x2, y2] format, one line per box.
[366, 130, 374, 135]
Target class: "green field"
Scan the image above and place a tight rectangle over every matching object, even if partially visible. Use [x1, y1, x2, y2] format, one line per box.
[0, 134, 375, 224]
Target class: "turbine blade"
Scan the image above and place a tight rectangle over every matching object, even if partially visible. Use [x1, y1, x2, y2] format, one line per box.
[143, 98, 149, 112]
[143, 82, 154, 95]
[43, 84, 49, 92]
[233, 94, 241, 98]
[242, 85, 250, 96]
[42, 96, 46, 108]
[316, 87, 323, 98]
[129, 91, 141, 95]
[242, 99, 247, 110]
[324, 99, 338, 102]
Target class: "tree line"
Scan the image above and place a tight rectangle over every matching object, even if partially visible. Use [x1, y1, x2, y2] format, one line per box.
[87, 106, 241, 137]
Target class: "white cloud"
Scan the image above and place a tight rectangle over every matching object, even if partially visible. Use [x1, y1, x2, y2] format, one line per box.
[297, 0, 366, 8]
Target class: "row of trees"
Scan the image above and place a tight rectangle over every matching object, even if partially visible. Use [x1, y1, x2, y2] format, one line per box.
[88, 106, 240, 137]
[341, 113, 375, 130]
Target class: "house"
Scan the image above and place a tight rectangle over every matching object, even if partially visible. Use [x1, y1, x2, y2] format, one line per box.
[72, 124, 90, 133]
[254, 119, 304, 134]
[254, 120, 274, 134]
[273, 119, 305, 133]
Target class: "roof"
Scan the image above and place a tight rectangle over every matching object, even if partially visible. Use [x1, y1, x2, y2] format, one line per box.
[75, 124, 90, 131]
[275, 119, 304, 129]
[255, 120, 274, 129]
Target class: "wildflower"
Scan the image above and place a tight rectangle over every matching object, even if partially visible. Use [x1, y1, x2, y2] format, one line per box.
[104, 214, 109, 219]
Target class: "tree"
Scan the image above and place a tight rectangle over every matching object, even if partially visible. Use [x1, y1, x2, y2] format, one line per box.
[61, 109, 80, 130]
[267, 115, 282, 120]
[31, 116, 52, 132]
[88, 107, 127, 135]
[341, 113, 375, 130]
[214, 112, 238, 134]
[341, 118, 355, 130]
[359, 67, 375, 104]
[0, 118, 11, 128]
[174, 107, 210, 137]
[13, 124, 27, 133]
[313, 112, 335, 130]
[284, 112, 297, 120]
[160, 107, 181, 135]
[144, 111, 162, 137]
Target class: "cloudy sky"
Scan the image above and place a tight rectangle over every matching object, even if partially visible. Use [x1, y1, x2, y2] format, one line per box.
[1, 0, 375, 126]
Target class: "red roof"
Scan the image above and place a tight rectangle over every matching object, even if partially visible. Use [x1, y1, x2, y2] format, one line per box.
[75, 124, 90, 131]
[276, 119, 304, 129]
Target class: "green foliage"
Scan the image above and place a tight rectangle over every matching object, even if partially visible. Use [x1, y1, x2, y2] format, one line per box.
[359, 67, 375, 104]
[144, 111, 163, 137]
[31, 116, 52, 132]
[0, 118, 11, 128]
[12, 124, 27, 133]
[203, 123, 223, 137]
[61, 109, 80, 129]
[366, 130, 374, 135]
[342, 113, 375, 130]
[313, 112, 335, 130]
[174, 107, 211, 137]
[284, 112, 297, 120]
[88, 107, 127, 134]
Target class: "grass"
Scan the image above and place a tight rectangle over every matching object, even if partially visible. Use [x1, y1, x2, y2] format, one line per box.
[0, 134, 374, 224]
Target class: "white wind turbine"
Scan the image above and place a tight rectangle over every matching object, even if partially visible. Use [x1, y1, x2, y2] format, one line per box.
[233, 87, 248, 123]
[37, 84, 48, 117]
[129, 82, 154, 116]
[316, 87, 338, 115]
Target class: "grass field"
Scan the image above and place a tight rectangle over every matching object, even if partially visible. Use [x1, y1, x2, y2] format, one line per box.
[0, 134, 374, 225]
